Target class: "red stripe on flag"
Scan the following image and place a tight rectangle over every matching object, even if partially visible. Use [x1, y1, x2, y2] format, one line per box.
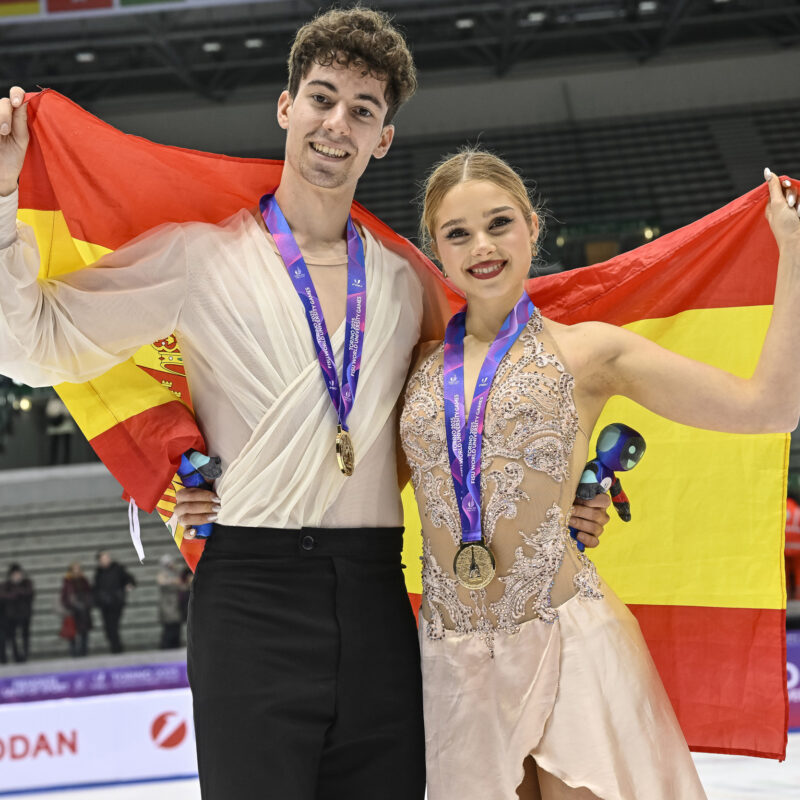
[629, 604, 787, 759]
[530, 180, 781, 325]
[408, 592, 422, 622]
[180, 538, 206, 572]
[89, 401, 205, 512]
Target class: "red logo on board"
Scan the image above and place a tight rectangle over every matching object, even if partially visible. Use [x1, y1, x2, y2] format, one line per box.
[150, 712, 187, 749]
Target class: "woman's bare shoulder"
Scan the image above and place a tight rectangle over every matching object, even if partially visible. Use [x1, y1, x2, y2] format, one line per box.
[539, 316, 620, 373]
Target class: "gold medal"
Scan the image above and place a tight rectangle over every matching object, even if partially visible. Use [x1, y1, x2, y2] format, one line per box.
[336, 425, 355, 476]
[453, 542, 496, 590]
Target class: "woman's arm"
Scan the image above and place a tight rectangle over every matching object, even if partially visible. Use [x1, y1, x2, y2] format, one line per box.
[582, 172, 800, 434]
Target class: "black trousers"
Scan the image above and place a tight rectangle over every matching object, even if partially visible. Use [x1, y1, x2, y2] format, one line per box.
[7, 618, 30, 662]
[187, 524, 425, 800]
[100, 605, 124, 653]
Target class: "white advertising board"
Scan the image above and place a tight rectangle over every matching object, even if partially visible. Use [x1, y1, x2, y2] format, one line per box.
[0, 688, 197, 795]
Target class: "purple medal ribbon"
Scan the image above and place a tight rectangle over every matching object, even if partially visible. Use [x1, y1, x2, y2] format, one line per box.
[260, 194, 366, 433]
[443, 293, 536, 543]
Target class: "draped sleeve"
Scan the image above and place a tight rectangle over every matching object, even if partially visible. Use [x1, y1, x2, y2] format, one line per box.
[0, 190, 188, 387]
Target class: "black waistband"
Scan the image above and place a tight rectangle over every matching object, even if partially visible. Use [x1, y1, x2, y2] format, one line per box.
[204, 524, 405, 559]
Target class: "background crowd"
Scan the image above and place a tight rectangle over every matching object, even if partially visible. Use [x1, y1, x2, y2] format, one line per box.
[0, 550, 193, 662]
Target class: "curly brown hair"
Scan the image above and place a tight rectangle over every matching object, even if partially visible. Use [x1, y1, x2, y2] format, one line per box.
[287, 6, 417, 124]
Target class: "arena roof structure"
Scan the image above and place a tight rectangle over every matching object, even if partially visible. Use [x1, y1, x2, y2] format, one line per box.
[1, 0, 798, 104]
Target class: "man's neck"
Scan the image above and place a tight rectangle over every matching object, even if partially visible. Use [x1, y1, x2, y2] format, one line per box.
[273, 175, 354, 251]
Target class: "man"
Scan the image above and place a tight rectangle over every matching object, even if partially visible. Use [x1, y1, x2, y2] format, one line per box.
[92, 550, 136, 654]
[2, 563, 34, 662]
[0, 7, 609, 798]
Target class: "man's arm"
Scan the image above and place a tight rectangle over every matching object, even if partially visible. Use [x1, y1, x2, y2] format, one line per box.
[570, 494, 612, 549]
[0, 87, 188, 388]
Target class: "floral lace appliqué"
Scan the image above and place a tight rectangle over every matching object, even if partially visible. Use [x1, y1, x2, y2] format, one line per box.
[400, 312, 599, 651]
[490, 504, 567, 631]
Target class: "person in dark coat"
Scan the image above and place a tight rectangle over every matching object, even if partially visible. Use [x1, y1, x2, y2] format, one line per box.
[0, 576, 7, 664]
[156, 554, 183, 649]
[3, 563, 33, 662]
[92, 550, 136, 654]
[60, 562, 92, 657]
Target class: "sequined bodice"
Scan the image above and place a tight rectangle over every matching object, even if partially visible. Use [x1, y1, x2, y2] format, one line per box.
[400, 310, 602, 652]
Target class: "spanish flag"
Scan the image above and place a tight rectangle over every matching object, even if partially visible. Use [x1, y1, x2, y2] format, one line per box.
[16, 89, 788, 759]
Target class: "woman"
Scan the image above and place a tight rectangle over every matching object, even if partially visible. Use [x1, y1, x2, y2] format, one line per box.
[398, 149, 799, 799]
[60, 562, 92, 657]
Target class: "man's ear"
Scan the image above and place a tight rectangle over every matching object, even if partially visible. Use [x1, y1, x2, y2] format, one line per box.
[277, 90, 293, 131]
[372, 124, 395, 160]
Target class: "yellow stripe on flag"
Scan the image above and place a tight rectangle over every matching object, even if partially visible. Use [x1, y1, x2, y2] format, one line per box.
[401, 305, 786, 610]
[18, 209, 184, 437]
[56, 360, 178, 439]
[590, 305, 786, 610]
[401, 484, 423, 595]
[19, 209, 112, 278]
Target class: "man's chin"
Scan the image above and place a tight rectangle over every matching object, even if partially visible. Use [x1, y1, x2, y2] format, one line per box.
[299, 163, 352, 191]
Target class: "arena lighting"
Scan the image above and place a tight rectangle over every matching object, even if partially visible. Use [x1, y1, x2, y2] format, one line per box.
[74, 51, 95, 64]
[573, 8, 625, 22]
[19, 397, 31, 412]
[202, 41, 223, 53]
[556, 235, 566, 247]
[455, 17, 475, 30]
[526, 11, 547, 24]
[638, 0, 658, 12]
[244, 38, 264, 49]
[643, 227, 655, 240]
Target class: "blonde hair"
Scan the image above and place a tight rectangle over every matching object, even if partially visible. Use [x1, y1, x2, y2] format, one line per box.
[419, 146, 541, 259]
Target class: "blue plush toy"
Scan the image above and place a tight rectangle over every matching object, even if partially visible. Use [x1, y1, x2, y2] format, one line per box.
[569, 423, 646, 552]
[177, 450, 222, 539]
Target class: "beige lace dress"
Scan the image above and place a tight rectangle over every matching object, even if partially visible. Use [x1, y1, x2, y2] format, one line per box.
[400, 309, 706, 800]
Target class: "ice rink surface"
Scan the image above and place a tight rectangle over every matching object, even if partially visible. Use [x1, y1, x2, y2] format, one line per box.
[18, 731, 800, 800]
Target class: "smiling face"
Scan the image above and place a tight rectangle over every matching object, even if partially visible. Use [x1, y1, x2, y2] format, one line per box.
[433, 180, 539, 305]
[277, 61, 395, 193]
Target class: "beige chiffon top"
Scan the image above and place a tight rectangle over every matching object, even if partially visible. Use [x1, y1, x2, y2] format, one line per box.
[0, 190, 423, 529]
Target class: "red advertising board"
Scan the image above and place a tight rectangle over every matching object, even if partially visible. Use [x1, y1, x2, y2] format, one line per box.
[47, 0, 112, 11]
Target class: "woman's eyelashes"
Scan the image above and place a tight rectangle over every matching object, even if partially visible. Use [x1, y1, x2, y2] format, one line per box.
[444, 216, 514, 241]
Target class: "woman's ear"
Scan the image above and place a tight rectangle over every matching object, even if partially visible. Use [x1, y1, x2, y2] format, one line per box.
[529, 212, 541, 246]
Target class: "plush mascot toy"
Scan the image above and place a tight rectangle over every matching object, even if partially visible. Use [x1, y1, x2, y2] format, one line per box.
[570, 423, 646, 551]
[177, 450, 222, 539]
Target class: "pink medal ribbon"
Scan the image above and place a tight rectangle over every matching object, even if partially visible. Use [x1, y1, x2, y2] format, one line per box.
[443, 293, 536, 546]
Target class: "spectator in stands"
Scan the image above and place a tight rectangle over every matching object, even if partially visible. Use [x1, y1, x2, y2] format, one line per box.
[787, 495, 800, 600]
[60, 562, 92, 657]
[92, 550, 136, 654]
[156, 553, 183, 649]
[0, 573, 7, 664]
[178, 564, 193, 625]
[2, 563, 33, 662]
[45, 395, 76, 465]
